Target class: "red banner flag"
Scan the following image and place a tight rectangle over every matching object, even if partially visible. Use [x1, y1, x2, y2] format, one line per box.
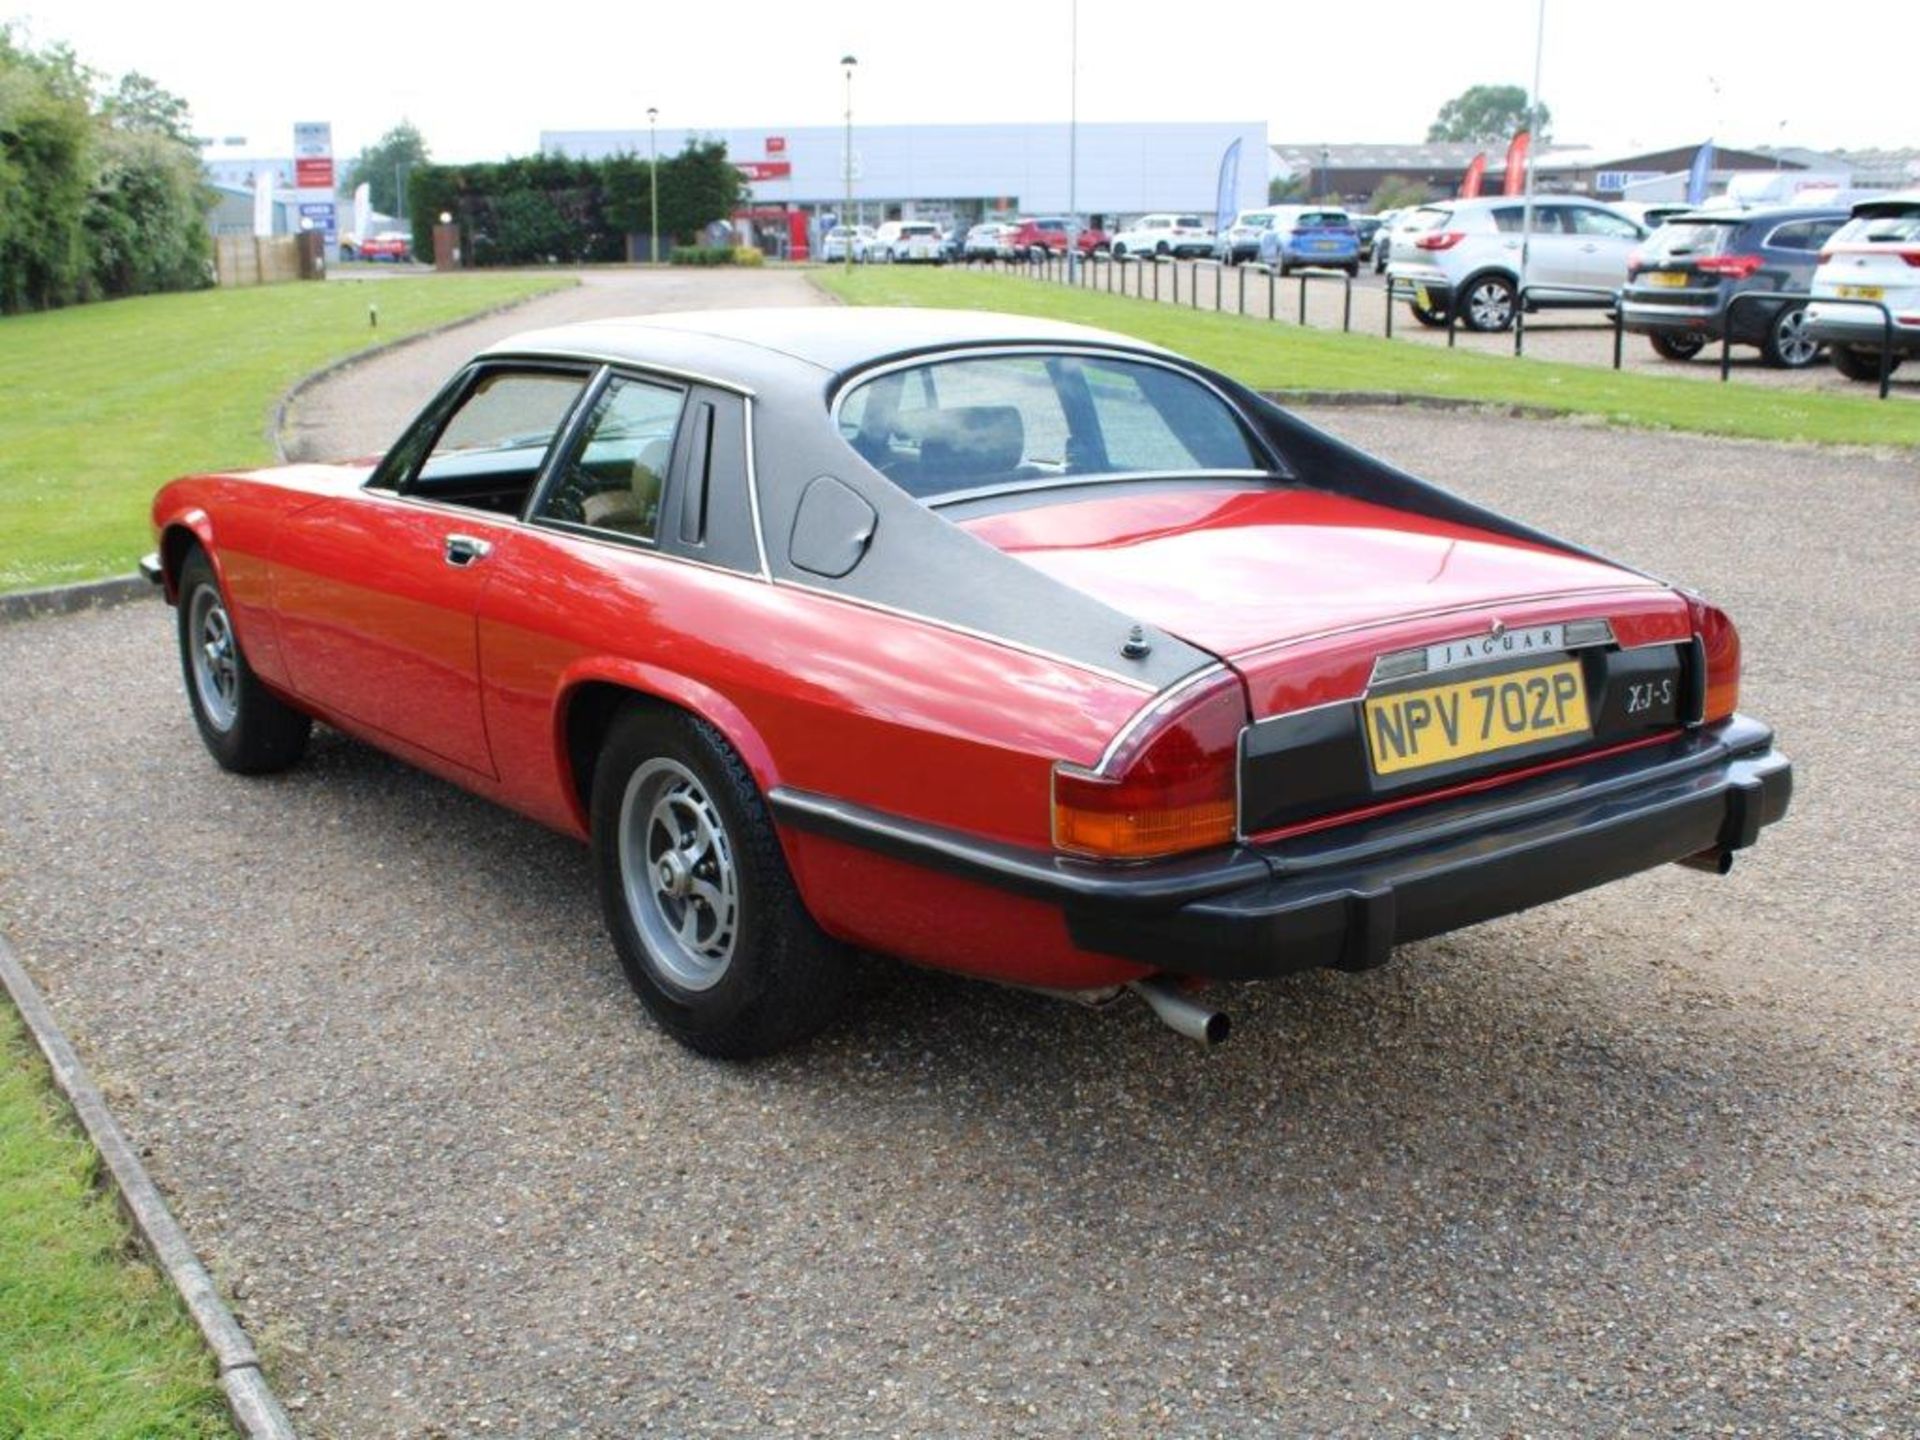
[1502, 131, 1531, 196]
[1460, 153, 1488, 199]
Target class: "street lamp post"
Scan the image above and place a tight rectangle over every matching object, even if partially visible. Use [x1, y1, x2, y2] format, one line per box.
[1067, 0, 1079, 284]
[647, 106, 660, 265]
[841, 55, 857, 274]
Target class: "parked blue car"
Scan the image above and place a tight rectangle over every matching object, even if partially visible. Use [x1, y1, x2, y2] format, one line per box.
[1257, 207, 1362, 275]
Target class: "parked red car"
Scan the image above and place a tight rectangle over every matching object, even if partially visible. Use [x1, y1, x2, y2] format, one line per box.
[1004, 216, 1109, 261]
[350, 230, 412, 262]
[146, 309, 1789, 1056]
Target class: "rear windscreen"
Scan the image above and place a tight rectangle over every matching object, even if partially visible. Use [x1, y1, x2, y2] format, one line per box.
[1642, 221, 1740, 258]
[1832, 211, 1920, 244]
[1298, 211, 1350, 228]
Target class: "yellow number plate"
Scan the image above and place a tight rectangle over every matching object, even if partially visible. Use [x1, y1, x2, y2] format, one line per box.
[1837, 284, 1884, 300]
[1647, 271, 1689, 288]
[1365, 659, 1591, 777]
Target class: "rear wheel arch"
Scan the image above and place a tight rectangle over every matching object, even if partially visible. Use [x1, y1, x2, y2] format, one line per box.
[556, 670, 780, 834]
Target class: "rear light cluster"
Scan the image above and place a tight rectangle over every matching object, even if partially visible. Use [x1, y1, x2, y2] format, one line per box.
[1414, 231, 1465, 252]
[1688, 595, 1742, 724]
[1053, 671, 1247, 860]
[1695, 254, 1764, 279]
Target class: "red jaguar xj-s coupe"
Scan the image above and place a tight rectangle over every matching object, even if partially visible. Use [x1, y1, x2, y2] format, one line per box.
[146, 308, 1789, 1055]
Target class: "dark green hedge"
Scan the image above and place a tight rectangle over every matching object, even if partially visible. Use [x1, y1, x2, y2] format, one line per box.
[408, 140, 746, 267]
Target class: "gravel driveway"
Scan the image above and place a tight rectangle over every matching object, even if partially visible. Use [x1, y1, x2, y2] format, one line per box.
[1, 269, 1914, 1437]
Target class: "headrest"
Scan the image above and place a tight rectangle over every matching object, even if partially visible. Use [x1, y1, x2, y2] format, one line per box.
[914, 406, 1025, 481]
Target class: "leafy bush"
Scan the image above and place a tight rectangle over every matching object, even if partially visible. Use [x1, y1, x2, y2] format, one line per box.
[0, 29, 210, 313]
[669, 245, 734, 266]
[732, 246, 764, 267]
[413, 139, 747, 268]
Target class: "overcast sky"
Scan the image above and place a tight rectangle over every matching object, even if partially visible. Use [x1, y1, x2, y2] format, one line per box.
[14, 0, 1910, 164]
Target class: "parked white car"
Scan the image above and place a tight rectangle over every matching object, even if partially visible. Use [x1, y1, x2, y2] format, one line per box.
[819, 225, 877, 263]
[1109, 213, 1215, 259]
[1215, 209, 1281, 264]
[964, 222, 1015, 260]
[874, 220, 946, 264]
[1373, 206, 1432, 274]
[1806, 190, 1920, 382]
[1386, 197, 1647, 332]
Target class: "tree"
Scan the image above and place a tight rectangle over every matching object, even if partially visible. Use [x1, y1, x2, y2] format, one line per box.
[1368, 174, 1430, 212]
[101, 71, 191, 142]
[346, 120, 430, 216]
[1268, 173, 1307, 204]
[84, 128, 211, 296]
[1426, 85, 1550, 146]
[0, 29, 96, 311]
[656, 139, 746, 242]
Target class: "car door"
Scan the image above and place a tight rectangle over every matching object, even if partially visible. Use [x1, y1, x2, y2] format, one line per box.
[1566, 205, 1646, 289]
[270, 362, 596, 776]
[1516, 204, 1586, 292]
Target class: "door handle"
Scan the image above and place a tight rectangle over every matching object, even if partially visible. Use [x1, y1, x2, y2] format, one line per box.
[444, 533, 493, 567]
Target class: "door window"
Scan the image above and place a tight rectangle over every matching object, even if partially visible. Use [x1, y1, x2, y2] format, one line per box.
[404, 369, 590, 513]
[533, 375, 688, 540]
[1570, 207, 1642, 239]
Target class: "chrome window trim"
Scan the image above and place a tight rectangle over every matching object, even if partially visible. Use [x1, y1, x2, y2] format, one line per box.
[826, 343, 1288, 480]
[477, 347, 757, 398]
[924, 469, 1274, 511]
[742, 395, 772, 580]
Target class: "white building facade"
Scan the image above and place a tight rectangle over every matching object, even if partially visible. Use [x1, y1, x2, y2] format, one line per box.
[540, 120, 1268, 234]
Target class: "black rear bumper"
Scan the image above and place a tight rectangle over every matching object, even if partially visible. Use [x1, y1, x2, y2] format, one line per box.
[769, 716, 1790, 981]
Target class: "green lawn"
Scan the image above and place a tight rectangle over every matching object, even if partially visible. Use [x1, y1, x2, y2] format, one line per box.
[815, 268, 1918, 449]
[0, 1003, 231, 1438]
[0, 275, 571, 593]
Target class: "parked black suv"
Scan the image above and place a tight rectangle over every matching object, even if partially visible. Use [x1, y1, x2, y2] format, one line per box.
[1620, 206, 1850, 368]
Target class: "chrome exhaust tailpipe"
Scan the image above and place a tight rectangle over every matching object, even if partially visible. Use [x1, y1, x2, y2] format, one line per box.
[1128, 978, 1230, 1046]
[1678, 848, 1735, 875]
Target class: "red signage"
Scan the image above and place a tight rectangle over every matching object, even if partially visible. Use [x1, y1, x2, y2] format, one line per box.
[766, 136, 787, 154]
[1460, 152, 1487, 199]
[295, 157, 335, 190]
[736, 161, 792, 183]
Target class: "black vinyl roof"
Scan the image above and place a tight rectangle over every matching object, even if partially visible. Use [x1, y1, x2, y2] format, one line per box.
[484, 306, 1169, 391]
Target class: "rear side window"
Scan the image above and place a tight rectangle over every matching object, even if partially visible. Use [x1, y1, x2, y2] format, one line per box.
[837, 353, 1264, 502]
[533, 375, 686, 540]
[1764, 220, 1843, 252]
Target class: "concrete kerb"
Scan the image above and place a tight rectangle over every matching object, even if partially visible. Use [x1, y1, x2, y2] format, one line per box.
[0, 932, 299, 1439]
[0, 575, 157, 624]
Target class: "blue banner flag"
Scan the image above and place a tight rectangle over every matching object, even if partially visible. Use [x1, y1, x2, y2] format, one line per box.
[1215, 138, 1242, 236]
[1686, 140, 1716, 205]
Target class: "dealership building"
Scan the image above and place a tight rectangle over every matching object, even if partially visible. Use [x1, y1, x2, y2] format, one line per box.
[540, 120, 1268, 253]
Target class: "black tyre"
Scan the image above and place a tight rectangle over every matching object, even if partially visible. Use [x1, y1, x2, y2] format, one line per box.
[175, 547, 311, 773]
[1154, 241, 1170, 258]
[1649, 332, 1707, 362]
[1459, 273, 1517, 332]
[1830, 344, 1896, 382]
[590, 706, 849, 1059]
[1760, 304, 1821, 369]
[1409, 299, 1452, 329]
[1344, 263, 1360, 277]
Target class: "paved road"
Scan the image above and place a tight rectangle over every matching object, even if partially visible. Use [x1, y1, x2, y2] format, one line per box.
[2, 269, 1914, 1437]
[963, 256, 1920, 399]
